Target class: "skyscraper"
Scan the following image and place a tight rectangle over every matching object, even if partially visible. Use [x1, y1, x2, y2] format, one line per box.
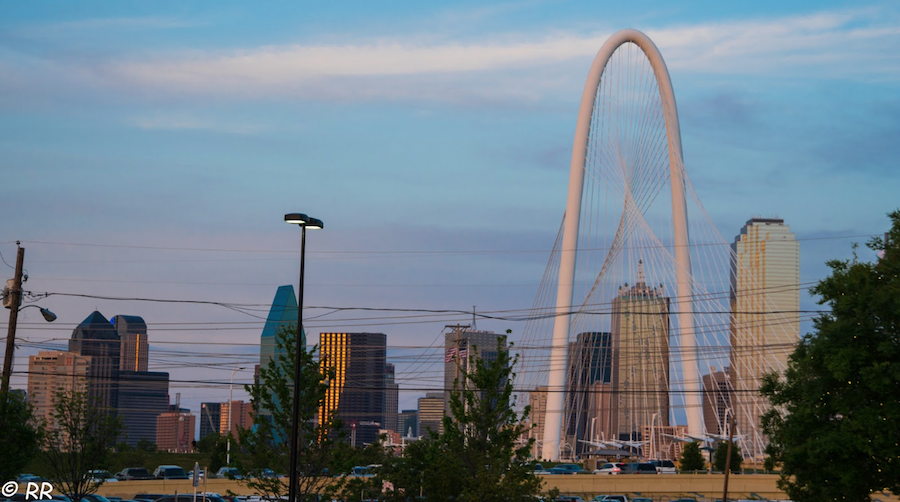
[117, 370, 170, 447]
[114, 315, 149, 372]
[398, 409, 418, 438]
[383, 363, 399, 432]
[443, 328, 506, 418]
[27, 351, 91, 429]
[259, 285, 299, 372]
[702, 366, 732, 437]
[318, 332, 387, 446]
[69, 311, 120, 411]
[730, 217, 800, 458]
[416, 392, 444, 436]
[200, 402, 223, 440]
[610, 262, 670, 442]
[564, 332, 613, 456]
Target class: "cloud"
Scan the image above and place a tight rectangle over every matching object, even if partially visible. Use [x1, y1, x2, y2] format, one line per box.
[1, 6, 899, 105]
[129, 114, 264, 135]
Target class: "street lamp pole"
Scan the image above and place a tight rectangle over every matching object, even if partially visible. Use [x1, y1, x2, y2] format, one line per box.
[284, 213, 323, 502]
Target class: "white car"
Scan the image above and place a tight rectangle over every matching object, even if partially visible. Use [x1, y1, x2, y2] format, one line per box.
[647, 459, 677, 474]
[85, 470, 117, 483]
[592, 462, 625, 475]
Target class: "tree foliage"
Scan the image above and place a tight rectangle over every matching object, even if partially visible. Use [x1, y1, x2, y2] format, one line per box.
[713, 440, 742, 473]
[679, 441, 706, 472]
[761, 210, 900, 502]
[235, 326, 343, 502]
[0, 391, 42, 480]
[41, 390, 123, 502]
[381, 335, 544, 501]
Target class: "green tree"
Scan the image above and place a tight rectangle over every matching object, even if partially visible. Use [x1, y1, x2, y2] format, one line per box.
[383, 335, 544, 501]
[0, 391, 42, 480]
[760, 210, 900, 502]
[235, 326, 343, 502]
[679, 441, 706, 472]
[712, 440, 742, 473]
[195, 433, 228, 473]
[41, 390, 123, 502]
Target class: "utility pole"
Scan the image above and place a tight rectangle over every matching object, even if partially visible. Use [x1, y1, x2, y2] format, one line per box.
[1, 243, 25, 401]
[722, 411, 736, 502]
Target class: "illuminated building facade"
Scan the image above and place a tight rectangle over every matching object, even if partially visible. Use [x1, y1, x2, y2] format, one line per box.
[730, 217, 800, 458]
[318, 332, 386, 446]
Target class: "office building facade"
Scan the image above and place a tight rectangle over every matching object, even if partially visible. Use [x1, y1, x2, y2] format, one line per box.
[200, 402, 222, 440]
[443, 328, 506, 418]
[69, 311, 121, 411]
[115, 315, 149, 372]
[565, 331, 613, 456]
[156, 412, 195, 453]
[318, 332, 387, 446]
[384, 363, 399, 433]
[610, 262, 671, 442]
[417, 392, 444, 436]
[730, 217, 800, 458]
[117, 370, 170, 447]
[702, 366, 732, 437]
[27, 351, 91, 430]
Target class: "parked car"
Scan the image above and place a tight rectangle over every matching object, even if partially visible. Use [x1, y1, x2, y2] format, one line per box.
[155, 495, 226, 502]
[152, 465, 189, 479]
[647, 459, 677, 474]
[85, 471, 117, 483]
[593, 462, 626, 475]
[552, 497, 584, 502]
[545, 463, 584, 474]
[81, 495, 113, 502]
[132, 495, 167, 501]
[593, 496, 628, 502]
[15, 474, 48, 484]
[215, 467, 243, 480]
[115, 468, 154, 481]
[619, 462, 657, 474]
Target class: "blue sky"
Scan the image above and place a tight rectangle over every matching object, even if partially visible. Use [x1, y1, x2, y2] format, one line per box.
[2, 1, 898, 416]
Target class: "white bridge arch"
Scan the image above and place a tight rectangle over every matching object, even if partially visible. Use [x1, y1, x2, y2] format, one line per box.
[540, 28, 702, 461]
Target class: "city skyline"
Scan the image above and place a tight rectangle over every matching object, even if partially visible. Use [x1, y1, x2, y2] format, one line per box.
[3, 0, 898, 420]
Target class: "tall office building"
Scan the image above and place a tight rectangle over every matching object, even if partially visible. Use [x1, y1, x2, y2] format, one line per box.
[69, 311, 120, 411]
[528, 386, 548, 460]
[27, 351, 91, 429]
[259, 285, 299, 371]
[221, 400, 253, 437]
[383, 363, 399, 432]
[702, 366, 732, 437]
[117, 370, 169, 447]
[564, 332, 614, 456]
[610, 261, 670, 442]
[200, 402, 223, 440]
[730, 217, 800, 458]
[115, 315, 149, 372]
[417, 392, 444, 436]
[318, 332, 387, 446]
[398, 409, 418, 438]
[156, 412, 195, 453]
[443, 328, 506, 418]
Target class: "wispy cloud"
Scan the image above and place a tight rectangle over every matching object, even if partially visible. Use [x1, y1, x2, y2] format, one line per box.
[129, 114, 264, 135]
[9, 16, 196, 38]
[2, 6, 898, 104]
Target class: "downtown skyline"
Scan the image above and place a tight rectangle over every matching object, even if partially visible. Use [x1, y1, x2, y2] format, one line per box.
[2, 0, 898, 418]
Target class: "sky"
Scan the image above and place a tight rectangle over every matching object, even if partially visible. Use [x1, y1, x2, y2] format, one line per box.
[2, 1, 899, 420]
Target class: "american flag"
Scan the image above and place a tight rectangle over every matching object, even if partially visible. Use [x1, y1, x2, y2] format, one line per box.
[445, 348, 468, 362]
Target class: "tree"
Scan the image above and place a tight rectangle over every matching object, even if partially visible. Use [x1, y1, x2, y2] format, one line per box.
[196, 433, 228, 473]
[679, 441, 705, 472]
[761, 210, 900, 502]
[41, 390, 123, 502]
[713, 440, 742, 473]
[235, 326, 343, 502]
[382, 335, 544, 501]
[0, 391, 42, 480]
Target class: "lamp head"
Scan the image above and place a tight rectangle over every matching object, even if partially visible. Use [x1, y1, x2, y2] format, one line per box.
[284, 213, 310, 225]
[284, 213, 324, 229]
[40, 308, 57, 322]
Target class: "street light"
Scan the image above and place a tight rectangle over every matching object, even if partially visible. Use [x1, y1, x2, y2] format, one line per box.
[284, 212, 323, 502]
